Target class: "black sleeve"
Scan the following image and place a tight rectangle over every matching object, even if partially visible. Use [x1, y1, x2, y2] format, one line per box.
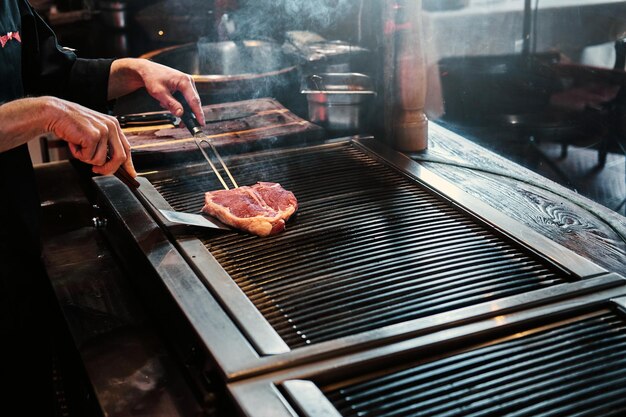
[67, 58, 114, 112]
[19, 0, 114, 112]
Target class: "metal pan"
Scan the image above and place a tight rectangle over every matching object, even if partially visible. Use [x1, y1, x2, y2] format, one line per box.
[140, 40, 299, 103]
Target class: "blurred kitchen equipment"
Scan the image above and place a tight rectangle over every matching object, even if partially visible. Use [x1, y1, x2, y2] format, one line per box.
[29, 0, 53, 13]
[423, 0, 469, 11]
[301, 73, 375, 134]
[438, 0, 562, 126]
[97, 0, 127, 29]
[439, 52, 563, 125]
[133, 0, 215, 43]
[283, 31, 372, 75]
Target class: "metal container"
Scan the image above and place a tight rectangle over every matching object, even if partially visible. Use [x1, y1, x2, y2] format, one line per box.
[301, 73, 375, 133]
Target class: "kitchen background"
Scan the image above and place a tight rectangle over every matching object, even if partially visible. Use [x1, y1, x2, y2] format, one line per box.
[27, 0, 626, 216]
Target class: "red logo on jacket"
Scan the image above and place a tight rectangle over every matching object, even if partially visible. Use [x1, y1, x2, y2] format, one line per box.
[0, 31, 21, 48]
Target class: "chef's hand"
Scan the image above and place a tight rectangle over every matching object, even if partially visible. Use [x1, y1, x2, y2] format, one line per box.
[0, 96, 134, 176]
[107, 58, 206, 125]
[44, 97, 136, 176]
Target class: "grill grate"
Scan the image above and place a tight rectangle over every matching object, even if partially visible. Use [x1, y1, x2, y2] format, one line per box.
[325, 311, 626, 417]
[149, 143, 573, 348]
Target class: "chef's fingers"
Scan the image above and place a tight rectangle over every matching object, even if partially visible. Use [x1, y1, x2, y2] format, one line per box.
[92, 133, 110, 168]
[92, 116, 127, 175]
[67, 143, 82, 160]
[65, 120, 108, 166]
[142, 79, 183, 117]
[188, 79, 205, 125]
[168, 76, 205, 125]
[177, 88, 204, 125]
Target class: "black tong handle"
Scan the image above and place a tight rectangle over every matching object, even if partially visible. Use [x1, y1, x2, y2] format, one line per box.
[173, 91, 203, 136]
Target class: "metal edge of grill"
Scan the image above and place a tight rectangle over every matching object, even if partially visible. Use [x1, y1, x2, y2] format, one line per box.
[94, 137, 626, 381]
[228, 291, 626, 417]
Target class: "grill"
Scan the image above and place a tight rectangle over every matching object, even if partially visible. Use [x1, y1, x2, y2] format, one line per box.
[95, 136, 623, 383]
[228, 294, 626, 417]
[145, 140, 575, 348]
[325, 310, 626, 417]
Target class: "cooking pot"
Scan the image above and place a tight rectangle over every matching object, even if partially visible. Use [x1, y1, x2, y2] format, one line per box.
[140, 40, 299, 104]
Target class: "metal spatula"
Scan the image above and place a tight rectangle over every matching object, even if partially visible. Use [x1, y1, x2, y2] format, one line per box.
[158, 209, 231, 230]
[113, 168, 230, 230]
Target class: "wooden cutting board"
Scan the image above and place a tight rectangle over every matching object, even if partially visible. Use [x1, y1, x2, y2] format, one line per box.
[124, 98, 325, 167]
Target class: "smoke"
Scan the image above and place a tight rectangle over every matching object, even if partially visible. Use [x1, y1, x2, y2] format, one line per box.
[191, 0, 365, 112]
[228, 0, 355, 42]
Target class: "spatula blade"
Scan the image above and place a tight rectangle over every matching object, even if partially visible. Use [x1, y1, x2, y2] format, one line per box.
[159, 209, 230, 230]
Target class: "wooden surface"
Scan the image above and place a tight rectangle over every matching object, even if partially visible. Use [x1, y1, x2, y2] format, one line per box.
[124, 98, 324, 165]
[415, 123, 626, 275]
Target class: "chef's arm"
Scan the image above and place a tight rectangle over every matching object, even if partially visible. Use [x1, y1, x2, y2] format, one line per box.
[20, 1, 113, 113]
[0, 96, 135, 176]
[107, 58, 206, 125]
[20, 2, 204, 124]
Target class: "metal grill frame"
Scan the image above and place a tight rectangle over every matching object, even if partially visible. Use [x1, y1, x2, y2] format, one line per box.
[94, 137, 625, 381]
[228, 292, 626, 417]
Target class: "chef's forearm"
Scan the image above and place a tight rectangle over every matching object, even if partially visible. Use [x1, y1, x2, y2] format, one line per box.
[0, 97, 52, 153]
[107, 58, 146, 101]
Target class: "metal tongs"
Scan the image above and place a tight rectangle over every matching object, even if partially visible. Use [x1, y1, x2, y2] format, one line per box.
[173, 92, 239, 190]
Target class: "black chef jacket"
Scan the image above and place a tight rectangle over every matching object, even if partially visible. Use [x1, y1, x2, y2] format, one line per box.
[1, 0, 114, 327]
[0, 2, 114, 410]
[0, 0, 113, 257]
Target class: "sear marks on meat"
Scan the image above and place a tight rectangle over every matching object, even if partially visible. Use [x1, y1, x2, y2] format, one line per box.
[202, 182, 298, 237]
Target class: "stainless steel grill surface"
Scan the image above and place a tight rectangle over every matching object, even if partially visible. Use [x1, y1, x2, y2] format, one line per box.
[325, 310, 626, 417]
[147, 142, 576, 348]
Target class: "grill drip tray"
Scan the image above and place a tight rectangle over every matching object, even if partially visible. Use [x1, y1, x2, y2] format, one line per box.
[94, 137, 624, 380]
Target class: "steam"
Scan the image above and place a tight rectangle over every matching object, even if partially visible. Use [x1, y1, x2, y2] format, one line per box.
[190, 0, 364, 113]
[227, 0, 355, 42]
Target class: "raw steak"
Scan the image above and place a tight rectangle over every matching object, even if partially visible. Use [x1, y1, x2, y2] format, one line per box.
[202, 182, 298, 236]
